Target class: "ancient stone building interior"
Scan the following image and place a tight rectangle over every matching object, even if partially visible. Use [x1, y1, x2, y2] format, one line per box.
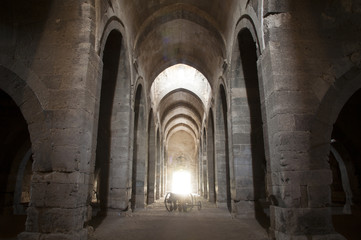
[1, 0, 361, 240]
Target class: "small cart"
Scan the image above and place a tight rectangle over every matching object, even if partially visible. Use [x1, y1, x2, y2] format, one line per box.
[164, 192, 202, 212]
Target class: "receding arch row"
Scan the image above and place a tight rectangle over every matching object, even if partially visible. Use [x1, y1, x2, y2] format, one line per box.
[159, 89, 205, 116]
[165, 122, 198, 144]
[164, 114, 200, 135]
[160, 101, 203, 125]
[162, 108, 202, 133]
[133, 4, 226, 85]
[166, 127, 197, 145]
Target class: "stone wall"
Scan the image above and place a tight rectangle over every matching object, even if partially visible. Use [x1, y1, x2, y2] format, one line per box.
[258, 0, 361, 238]
[0, 0, 360, 239]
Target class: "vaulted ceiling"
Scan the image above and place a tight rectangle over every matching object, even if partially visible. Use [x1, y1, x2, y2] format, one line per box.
[105, 0, 243, 147]
[122, 0, 240, 88]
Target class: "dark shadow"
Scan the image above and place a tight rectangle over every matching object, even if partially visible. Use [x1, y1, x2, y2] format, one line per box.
[219, 86, 232, 213]
[0, 90, 30, 238]
[207, 110, 216, 203]
[202, 129, 208, 199]
[238, 29, 270, 229]
[131, 86, 143, 211]
[147, 110, 156, 205]
[330, 88, 361, 239]
[156, 130, 161, 200]
[92, 30, 122, 226]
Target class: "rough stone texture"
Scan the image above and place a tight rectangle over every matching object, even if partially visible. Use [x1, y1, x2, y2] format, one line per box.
[1, 0, 361, 239]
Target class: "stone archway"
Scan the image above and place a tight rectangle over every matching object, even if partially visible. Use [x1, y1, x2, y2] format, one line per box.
[132, 84, 147, 210]
[94, 28, 132, 215]
[328, 87, 361, 239]
[215, 85, 231, 212]
[207, 109, 216, 203]
[310, 68, 361, 239]
[202, 128, 208, 199]
[147, 110, 156, 204]
[0, 66, 44, 238]
[229, 27, 269, 226]
[156, 129, 161, 200]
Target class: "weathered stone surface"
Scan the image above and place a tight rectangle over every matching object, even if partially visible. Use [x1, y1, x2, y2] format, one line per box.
[1, 0, 360, 239]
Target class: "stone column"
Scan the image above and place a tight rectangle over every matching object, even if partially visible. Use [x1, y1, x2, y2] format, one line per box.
[18, 1, 100, 239]
[260, 1, 345, 238]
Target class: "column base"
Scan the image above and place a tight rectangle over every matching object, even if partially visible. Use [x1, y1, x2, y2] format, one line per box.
[272, 231, 346, 240]
[233, 200, 257, 218]
[18, 229, 88, 240]
[216, 201, 228, 209]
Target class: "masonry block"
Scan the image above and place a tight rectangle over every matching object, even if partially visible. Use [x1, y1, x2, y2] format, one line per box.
[234, 200, 256, 218]
[308, 185, 331, 208]
[272, 206, 334, 235]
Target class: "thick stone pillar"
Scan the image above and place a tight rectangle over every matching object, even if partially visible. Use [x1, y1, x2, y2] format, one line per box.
[260, 1, 345, 238]
[18, 1, 100, 239]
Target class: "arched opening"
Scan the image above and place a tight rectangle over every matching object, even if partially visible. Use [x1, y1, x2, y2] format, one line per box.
[237, 28, 269, 227]
[215, 85, 231, 212]
[132, 85, 147, 210]
[0, 89, 31, 238]
[330, 88, 361, 240]
[150, 64, 211, 198]
[93, 30, 122, 215]
[167, 131, 198, 194]
[161, 139, 166, 196]
[156, 129, 161, 199]
[198, 139, 203, 196]
[147, 110, 156, 204]
[202, 128, 208, 199]
[207, 110, 216, 203]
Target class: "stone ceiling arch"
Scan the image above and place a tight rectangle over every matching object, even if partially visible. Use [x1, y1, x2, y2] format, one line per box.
[164, 118, 199, 141]
[163, 113, 200, 134]
[166, 124, 197, 144]
[159, 90, 204, 122]
[162, 108, 201, 126]
[134, 4, 226, 88]
[134, 3, 225, 53]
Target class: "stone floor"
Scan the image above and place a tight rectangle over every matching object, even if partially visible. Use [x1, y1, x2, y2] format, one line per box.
[1, 200, 360, 240]
[89, 198, 269, 240]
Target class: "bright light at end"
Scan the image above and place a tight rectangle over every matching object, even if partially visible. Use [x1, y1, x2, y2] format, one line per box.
[172, 170, 191, 194]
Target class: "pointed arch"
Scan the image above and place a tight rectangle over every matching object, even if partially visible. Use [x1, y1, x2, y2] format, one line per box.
[207, 109, 216, 203]
[132, 84, 147, 210]
[147, 109, 156, 204]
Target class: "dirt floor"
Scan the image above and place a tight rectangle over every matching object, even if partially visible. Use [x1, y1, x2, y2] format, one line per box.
[89, 199, 269, 240]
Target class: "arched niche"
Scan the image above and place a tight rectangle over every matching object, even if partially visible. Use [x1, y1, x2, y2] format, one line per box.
[131, 84, 147, 210]
[215, 85, 231, 212]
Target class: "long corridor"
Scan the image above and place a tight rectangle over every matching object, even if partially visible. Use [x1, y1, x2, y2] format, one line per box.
[90, 198, 269, 240]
